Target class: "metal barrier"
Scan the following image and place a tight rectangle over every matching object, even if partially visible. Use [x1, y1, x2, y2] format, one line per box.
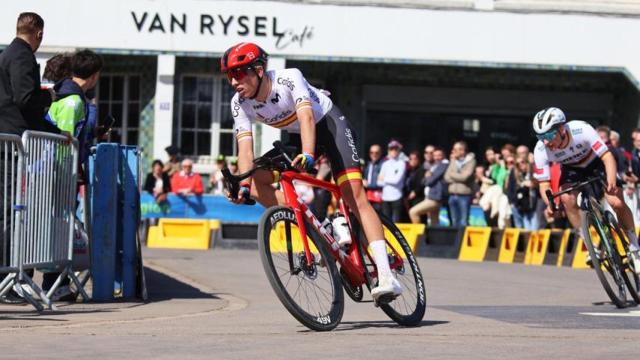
[0, 134, 25, 302]
[0, 131, 88, 311]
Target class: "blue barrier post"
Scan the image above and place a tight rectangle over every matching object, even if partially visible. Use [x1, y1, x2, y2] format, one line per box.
[90, 144, 119, 301]
[89, 143, 140, 301]
[120, 146, 139, 298]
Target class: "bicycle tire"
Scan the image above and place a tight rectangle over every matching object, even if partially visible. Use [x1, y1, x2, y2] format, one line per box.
[604, 211, 640, 305]
[582, 211, 629, 308]
[352, 212, 427, 326]
[258, 206, 344, 331]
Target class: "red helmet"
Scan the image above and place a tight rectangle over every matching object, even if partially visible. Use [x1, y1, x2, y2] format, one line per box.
[220, 42, 269, 73]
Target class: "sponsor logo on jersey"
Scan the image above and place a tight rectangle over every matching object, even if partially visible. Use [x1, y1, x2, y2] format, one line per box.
[232, 100, 241, 117]
[258, 110, 294, 124]
[276, 77, 295, 91]
[572, 128, 583, 135]
[270, 92, 281, 104]
[252, 103, 265, 110]
[556, 151, 566, 157]
[592, 141, 603, 151]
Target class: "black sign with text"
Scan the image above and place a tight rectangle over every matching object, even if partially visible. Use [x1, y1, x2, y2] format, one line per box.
[131, 11, 314, 49]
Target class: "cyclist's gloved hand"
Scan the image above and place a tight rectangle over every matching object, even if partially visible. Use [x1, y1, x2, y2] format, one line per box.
[228, 181, 252, 204]
[292, 152, 315, 172]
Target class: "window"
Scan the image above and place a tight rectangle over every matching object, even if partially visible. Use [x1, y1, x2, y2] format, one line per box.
[97, 74, 141, 145]
[177, 76, 237, 157]
[178, 76, 213, 156]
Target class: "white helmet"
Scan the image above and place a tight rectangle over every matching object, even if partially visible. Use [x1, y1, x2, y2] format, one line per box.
[532, 107, 566, 134]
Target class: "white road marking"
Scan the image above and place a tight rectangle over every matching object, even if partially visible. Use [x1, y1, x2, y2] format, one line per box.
[580, 310, 640, 317]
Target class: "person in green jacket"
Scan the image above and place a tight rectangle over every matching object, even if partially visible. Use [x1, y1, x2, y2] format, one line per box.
[46, 49, 102, 136]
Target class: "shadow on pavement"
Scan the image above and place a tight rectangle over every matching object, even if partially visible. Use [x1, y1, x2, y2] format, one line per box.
[145, 267, 219, 301]
[316, 320, 449, 332]
[0, 267, 218, 320]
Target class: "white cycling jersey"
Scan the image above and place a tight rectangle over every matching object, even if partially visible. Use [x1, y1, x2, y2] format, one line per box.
[533, 120, 609, 182]
[231, 68, 333, 142]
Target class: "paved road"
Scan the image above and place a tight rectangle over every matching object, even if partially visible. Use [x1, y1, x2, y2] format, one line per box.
[1, 248, 639, 359]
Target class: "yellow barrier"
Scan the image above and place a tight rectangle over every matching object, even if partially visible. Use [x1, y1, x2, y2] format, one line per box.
[458, 227, 492, 262]
[524, 230, 550, 265]
[555, 229, 571, 267]
[147, 219, 211, 250]
[386, 223, 425, 256]
[209, 219, 221, 231]
[498, 228, 521, 263]
[572, 227, 600, 269]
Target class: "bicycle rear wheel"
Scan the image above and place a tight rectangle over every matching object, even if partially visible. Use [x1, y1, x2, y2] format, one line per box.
[604, 211, 640, 305]
[582, 211, 630, 308]
[353, 212, 427, 326]
[258, 206, 344, 331]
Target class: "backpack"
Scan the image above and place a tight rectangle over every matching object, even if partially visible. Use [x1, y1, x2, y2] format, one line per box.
[515, 186, 536, 213]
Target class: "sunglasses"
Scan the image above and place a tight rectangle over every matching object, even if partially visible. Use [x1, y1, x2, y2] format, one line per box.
[536, 124, 563, 141]
[536, 129, 559, 142]
[226, 66, 253, 82]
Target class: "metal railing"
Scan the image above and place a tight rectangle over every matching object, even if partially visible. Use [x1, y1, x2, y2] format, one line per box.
[0, 131, 89, 311]
[0, 134, 24, 298]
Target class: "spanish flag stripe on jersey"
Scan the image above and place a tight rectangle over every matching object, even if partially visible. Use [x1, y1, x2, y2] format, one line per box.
[236, 131, 253, 140]
[335, 168, 363, 186]
[271, 113, 298, 129]
[295, 100, 312, 110]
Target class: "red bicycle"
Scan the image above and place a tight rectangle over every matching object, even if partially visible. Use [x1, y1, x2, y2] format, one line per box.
[223, 142, 426, 331]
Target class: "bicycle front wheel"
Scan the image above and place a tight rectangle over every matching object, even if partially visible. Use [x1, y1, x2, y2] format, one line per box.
[582, 211, 630, 308]
[258, 206, 344, 331]
[353, 212, 427, 326]
[604, 211, 640, 305]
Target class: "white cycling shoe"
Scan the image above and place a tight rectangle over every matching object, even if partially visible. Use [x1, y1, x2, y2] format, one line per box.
[371, 275, 402, 304]
[628, 250, 640, 276]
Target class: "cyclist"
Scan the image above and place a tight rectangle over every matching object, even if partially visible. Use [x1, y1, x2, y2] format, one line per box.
[533, 107, 640, 273]
[221, 42, 402, 302]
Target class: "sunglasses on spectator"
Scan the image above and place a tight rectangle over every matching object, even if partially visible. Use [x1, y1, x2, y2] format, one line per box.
[226, 66, 253, 82]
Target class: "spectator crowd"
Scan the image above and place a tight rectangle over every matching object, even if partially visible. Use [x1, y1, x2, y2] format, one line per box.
[358, 126, 640, 232]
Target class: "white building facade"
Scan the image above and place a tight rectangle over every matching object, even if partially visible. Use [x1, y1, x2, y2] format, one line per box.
[2, 0, 639, 172]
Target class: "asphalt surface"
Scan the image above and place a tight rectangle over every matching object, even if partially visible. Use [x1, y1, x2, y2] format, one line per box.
[1, 248, 639, 359]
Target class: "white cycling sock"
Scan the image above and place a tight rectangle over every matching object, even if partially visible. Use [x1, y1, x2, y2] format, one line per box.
[370, 240, 392, 278]
[626, 229, 639, 250]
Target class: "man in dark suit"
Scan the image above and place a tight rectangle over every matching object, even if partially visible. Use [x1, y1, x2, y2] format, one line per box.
[0, 13, 60, 304]
[0, 12, 59, 135]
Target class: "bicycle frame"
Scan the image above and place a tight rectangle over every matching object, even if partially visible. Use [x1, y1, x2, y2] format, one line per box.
[582, 192, 622, 266]
[278, 170, 402, 287]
